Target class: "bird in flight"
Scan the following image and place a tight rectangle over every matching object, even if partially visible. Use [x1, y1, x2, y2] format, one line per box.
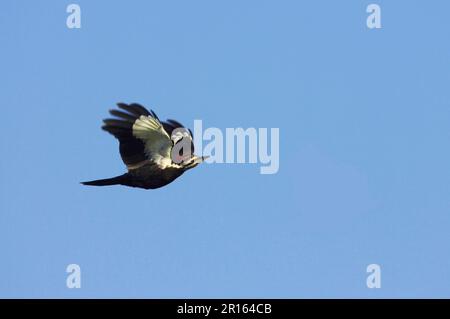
[82, 103, 207, 189]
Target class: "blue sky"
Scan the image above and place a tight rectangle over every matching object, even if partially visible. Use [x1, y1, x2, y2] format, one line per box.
[1, 0, 449, 298]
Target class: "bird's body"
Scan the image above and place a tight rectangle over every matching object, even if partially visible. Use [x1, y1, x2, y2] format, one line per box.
[82, 103, 205, 189]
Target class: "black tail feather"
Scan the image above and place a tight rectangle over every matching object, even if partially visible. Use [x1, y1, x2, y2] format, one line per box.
[81, 174, 129, 187]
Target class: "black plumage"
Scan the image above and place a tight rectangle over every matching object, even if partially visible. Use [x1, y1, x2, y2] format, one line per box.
[81, 103, 206, 189]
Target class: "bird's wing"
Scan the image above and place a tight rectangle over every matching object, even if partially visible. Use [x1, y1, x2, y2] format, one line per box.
[102, 103, 175, 169]
[132, 114, 173, 167]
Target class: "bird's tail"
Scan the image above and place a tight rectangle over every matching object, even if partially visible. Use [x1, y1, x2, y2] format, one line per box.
[81, 174, 129, 187]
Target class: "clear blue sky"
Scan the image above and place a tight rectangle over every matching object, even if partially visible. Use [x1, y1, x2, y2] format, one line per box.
[1, 0, 449, 298]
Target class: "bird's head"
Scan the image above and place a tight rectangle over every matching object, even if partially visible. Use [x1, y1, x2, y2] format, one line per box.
[170, 128, 208, 170]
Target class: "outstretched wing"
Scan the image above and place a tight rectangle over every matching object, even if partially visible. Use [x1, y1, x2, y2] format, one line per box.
[102, 103, 175, 169]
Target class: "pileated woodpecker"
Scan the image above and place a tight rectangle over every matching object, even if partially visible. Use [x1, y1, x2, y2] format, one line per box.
[82, 103, 206, 189]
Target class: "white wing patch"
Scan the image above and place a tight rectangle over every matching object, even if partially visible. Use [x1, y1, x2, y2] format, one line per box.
[132, 115, 177, 168]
